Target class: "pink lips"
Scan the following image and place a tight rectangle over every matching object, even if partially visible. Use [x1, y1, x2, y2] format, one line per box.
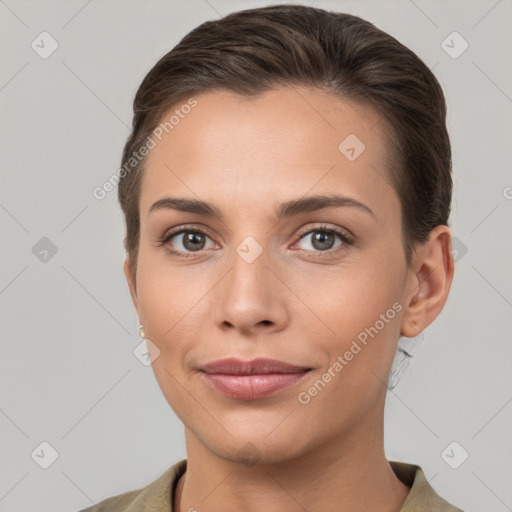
[199, 357, 311, 400]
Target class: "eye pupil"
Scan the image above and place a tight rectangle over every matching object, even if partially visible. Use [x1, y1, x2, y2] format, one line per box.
[312, 231, 335, 250]
[183, 232, 205, 251]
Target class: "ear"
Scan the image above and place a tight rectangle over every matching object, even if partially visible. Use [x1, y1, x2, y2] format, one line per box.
[400, 225, 454, 338]
[123, 257, 140, 317]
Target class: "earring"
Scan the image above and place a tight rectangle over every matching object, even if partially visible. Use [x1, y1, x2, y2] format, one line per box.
[139, 324, 146, 339]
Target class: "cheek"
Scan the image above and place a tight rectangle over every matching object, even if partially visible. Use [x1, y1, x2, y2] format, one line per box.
[290, 256, 403, 338]
[292, 270, 403, 426]
[136, 245, 213, 339]
[135, 259, 213, 416]
[288, 255, 405, 407]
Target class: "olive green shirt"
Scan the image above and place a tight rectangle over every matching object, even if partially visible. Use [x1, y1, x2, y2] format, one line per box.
[77, 459, 464, 511]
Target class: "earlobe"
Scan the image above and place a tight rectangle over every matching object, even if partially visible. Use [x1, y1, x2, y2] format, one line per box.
[123, 257, 139, 315]
[400, 226, 454, 338]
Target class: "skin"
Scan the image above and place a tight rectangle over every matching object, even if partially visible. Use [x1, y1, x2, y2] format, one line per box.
[123, 86, 454, 512]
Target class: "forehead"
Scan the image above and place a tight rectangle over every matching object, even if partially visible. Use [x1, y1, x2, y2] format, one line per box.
[139, 87, 398, 222]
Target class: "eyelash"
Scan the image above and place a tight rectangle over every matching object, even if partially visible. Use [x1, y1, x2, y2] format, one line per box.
[156, 224, 355, 259]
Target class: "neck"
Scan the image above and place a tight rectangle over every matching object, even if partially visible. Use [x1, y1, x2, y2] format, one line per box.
[176, 405, 410, 512]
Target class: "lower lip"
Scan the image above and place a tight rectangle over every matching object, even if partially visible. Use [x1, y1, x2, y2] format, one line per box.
[201, 372, 309, 400]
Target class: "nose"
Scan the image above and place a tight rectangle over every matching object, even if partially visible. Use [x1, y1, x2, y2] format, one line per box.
[211, 245, 289, 337]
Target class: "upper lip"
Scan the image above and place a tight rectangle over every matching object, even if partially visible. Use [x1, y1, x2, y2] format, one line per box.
[200, 357, 311, 375]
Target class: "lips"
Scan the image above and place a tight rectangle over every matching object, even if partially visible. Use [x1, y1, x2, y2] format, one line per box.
[200, 357, 311, 375]
[199, 357, 311, 400]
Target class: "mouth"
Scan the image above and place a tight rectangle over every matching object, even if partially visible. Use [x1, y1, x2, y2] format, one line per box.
[199, 357, 312, 400]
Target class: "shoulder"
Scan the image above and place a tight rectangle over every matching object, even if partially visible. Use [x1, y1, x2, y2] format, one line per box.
[76, 488, 142, 512]
[389, 460, 465, 512]
[75, 459, 187, 512]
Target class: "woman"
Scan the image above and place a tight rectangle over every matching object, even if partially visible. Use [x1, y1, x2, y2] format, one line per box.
[79, 4, 462, 511]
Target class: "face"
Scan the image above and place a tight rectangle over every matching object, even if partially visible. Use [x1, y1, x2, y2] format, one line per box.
[125, 87, 418, 464]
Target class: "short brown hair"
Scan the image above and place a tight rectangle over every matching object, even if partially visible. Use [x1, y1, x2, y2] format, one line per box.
[118, 4, 452, 278]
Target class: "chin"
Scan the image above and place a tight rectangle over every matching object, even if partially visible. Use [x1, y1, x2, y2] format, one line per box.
[191, 418, 319, 467]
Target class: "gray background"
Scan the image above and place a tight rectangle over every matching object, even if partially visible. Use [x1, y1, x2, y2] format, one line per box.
[1, 0, 511, 511]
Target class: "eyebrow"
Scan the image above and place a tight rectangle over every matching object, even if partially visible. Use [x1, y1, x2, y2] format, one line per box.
[148, 194, 375, 220]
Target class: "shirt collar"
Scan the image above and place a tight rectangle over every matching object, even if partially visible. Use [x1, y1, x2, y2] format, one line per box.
[121, 459, 461, 511]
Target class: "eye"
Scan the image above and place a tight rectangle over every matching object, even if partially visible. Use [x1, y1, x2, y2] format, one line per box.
[157, 227, 217, 257]
[157, 223, 354, 259]
[293, 224, 354, 255]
